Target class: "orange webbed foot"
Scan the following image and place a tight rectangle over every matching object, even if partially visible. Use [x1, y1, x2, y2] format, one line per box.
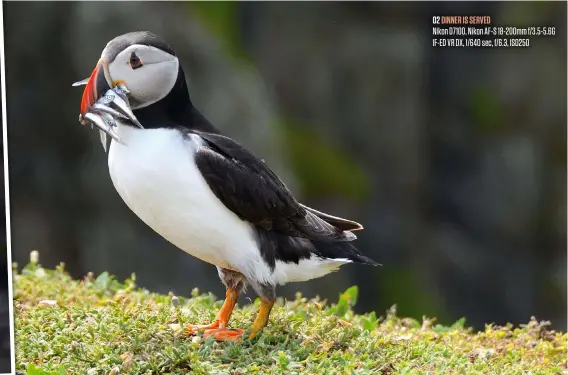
[184, 285, 241, 337]
[203, 327, 245, 341]
[184, 321, 221, 336]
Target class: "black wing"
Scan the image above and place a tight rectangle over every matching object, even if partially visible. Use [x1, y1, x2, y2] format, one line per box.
[191, 131, 356, 242]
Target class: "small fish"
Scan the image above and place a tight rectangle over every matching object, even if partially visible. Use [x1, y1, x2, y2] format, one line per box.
[79, 85, 144, 152]
[83, 111, 123, 146]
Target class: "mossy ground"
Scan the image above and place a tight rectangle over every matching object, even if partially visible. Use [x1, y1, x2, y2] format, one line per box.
[13, 257, 567, 375]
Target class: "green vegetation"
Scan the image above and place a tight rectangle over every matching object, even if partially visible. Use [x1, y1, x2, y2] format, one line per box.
[14, 255, 567, 375]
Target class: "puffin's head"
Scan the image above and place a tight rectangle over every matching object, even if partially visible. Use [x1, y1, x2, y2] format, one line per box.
[76, 31, 180, 118]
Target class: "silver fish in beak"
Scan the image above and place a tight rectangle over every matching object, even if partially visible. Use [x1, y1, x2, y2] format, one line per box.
[78, 87, 125, 151]
[75, 85, 144, 151]
[74, 61, 143, 152]
[82, 110, 121, 152]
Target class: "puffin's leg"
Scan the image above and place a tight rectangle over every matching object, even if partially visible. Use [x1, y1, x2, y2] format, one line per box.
[184, 268, 245, 340]
[247, 282, 276, 339]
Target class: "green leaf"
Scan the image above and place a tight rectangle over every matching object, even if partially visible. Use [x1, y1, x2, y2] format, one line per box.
[26, 364, 42, 375]
[451, 317, 467, 329]
[94, 271, 110, 289]
[26, 364, 64, 375]
[433, 324, 453, 333]
[333, 298, 350, 317]
[331, 286, 359, 317]
[362, 311, 379, 331]
[340, 286, 359, 307]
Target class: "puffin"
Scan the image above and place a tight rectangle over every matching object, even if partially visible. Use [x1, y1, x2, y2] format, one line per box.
[75, 31, 379, 341]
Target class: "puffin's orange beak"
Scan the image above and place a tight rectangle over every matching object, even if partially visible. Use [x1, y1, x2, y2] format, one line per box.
[79, 60, 111, 121]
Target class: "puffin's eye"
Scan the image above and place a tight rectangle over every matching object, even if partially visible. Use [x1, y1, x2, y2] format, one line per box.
[129, 52, 143, 70]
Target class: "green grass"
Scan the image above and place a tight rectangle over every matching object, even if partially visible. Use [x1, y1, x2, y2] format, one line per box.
[14, 254, 567, 375]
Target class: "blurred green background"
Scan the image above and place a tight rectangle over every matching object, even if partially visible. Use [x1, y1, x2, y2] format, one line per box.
[3, 1, 567, 332]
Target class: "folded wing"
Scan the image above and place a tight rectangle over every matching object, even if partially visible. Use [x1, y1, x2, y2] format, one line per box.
[192, 131, 360, 242]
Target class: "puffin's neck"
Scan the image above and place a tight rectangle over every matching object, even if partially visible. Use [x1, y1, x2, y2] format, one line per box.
[131, 66, 221, 134]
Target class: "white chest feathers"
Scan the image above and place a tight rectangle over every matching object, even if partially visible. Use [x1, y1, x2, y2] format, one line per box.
[107, 125, 267, 277]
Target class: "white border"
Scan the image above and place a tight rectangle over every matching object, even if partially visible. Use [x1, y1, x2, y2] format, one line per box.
[0, 1, 16, 374]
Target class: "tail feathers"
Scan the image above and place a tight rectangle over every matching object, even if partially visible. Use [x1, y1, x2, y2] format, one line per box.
[256, 228, 380, 267]
[311, 240, 381, 266]
[302, 210, 357, 242]
[301, 204, 364, 231]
